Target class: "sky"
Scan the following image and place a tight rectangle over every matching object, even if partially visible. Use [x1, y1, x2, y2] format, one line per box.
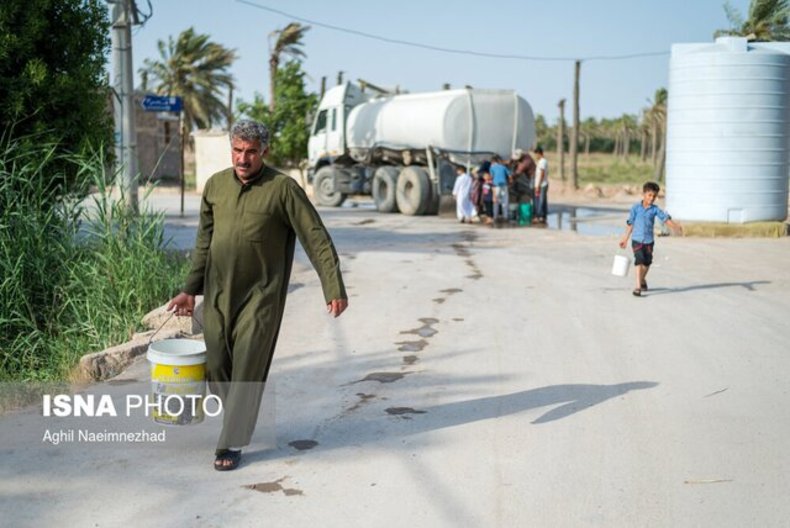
[126, 0, 751, 122]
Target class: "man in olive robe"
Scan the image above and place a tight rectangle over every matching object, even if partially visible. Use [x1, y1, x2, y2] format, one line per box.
[168, 120, 348, 470]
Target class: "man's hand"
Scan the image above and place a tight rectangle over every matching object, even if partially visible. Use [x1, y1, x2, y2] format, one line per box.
[619, 237, 628, 249]
[167, 292, 195, 317]
[327, 299, 348, 318]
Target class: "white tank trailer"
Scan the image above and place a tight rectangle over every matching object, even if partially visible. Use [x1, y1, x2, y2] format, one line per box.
[307, 83, 536, 215]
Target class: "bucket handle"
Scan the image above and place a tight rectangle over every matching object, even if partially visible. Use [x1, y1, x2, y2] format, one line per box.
[147, 309, 204, 346]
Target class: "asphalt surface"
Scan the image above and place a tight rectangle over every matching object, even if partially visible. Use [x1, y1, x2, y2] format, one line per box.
[2, 189, 789, 527]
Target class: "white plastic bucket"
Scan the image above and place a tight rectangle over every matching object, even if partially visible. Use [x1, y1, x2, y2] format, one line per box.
[147, 339, 207, 426]
[611, 254, 631, 277]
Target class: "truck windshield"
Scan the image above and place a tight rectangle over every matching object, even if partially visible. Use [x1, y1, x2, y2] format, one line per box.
[313, 110, 328, 135]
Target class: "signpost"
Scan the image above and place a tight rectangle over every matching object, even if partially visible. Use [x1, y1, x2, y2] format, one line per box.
[141, 95, 186, 216]
[141, 95, 183, 113]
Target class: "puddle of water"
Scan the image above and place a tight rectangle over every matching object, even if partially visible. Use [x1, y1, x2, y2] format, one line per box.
[385, 407, 427, 415]
[354, 372, 407, 384]
[545, 205, 627, 236]
[396, 339, 428, 352]
[244, 478, 304, 496]
[385, 407, 427, 416]
[288, 440, 318, 451]
[403, 355, 418, 365]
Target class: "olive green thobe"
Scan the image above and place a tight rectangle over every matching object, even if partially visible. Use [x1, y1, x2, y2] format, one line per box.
[183, 165, 346, 450]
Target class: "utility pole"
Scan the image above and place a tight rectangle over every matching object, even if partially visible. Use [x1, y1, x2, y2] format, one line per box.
[557, 98, 566, 183]
[570, 60, 581, 190]
[111, 0, 139, 212]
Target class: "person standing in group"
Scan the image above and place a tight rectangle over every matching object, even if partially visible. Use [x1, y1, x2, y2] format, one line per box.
[489, 154, 510, 225]
[619, 181, 683, 297]
[167, 120, 348, 471]
[510, 149, 536, 221]
[533, 147, 549, 223]
[480, 170, 494, 224]
[452, 164, 475, 223]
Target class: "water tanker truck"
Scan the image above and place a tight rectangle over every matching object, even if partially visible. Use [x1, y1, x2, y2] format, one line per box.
[307, 82, 536, 215]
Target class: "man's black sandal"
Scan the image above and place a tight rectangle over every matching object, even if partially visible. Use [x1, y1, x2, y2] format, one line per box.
[214, 449, 241, 471]
[641, 281, 648, 291]
[632, 289, 642, 297]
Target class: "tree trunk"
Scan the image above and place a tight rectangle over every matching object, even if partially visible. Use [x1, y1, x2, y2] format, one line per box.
[654, 124, 666, 182]
[651, 121, 659, 165]
[227, 85, 234, 128]
[269, 55, 278, 112]
[640, 130, 647, 161]
[623, 131, 629, 159]
[571, 60, 580, 190]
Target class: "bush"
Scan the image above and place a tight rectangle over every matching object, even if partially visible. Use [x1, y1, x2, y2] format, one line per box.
[0, 139, 189, 381]
[0, 0, 113, 193]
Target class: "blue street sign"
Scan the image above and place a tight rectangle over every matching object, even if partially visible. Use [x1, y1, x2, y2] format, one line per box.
[141, 95, 183, 113]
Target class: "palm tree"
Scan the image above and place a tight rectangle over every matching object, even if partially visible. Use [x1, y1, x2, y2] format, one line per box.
[140, 27, 237, 134]
[644, 88, 668, 167]
[268, 23, 310, 111]
[715, 0, 790, 41]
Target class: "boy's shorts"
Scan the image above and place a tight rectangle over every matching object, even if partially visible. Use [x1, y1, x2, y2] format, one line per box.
[632, 241, 654, 266]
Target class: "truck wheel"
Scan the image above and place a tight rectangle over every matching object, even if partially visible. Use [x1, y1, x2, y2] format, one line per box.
[372, 166, 400, 213]
[396, 166, 431, 216]
[313, 167, 346, 207]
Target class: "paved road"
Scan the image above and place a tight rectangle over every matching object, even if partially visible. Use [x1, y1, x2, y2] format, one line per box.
[2, 190, 789, 527]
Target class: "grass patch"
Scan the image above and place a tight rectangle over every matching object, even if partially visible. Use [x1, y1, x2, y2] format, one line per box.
[0, 139, 189, 382]
[545, 152, 658, 186]
[682, 221, 789, 238]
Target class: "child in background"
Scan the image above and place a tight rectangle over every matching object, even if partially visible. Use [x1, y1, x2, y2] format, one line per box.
[481, 171, 494, 224]
[619, 181, 683, 297]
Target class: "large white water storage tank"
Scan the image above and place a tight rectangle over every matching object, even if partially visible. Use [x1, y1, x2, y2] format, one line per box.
[666, 37, 790, 223]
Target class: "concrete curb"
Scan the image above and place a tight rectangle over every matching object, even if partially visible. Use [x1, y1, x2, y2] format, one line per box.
[75, 328, 184, 382]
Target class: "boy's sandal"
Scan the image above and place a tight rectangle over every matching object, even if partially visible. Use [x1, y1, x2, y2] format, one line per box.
[632, 289, 642, 297]
[214, 449, 241, 471]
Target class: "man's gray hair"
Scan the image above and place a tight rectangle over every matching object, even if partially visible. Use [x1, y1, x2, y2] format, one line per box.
[230, 120, 270, 146]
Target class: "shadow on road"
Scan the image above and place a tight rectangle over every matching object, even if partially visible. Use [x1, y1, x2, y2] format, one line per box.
[245, 381, 658, 463]
[645, 280, 770, 295]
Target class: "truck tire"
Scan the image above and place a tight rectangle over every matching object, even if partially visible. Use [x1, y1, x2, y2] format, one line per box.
[313, 166, 347, 207]
[372, 166, 401, 213]
[396, 166, 431, 216]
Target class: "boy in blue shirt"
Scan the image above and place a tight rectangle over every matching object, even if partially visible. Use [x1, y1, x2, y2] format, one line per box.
[619, 181, 683, 297]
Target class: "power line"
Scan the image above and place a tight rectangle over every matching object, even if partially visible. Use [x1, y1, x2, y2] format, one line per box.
[236, 0, 669, 63]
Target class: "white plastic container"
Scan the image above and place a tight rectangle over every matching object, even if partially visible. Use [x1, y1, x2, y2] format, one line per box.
[611, 254, 631, 277]
[147, 339, 207, 426]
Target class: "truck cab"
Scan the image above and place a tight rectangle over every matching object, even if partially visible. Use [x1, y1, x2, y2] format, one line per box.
[308, 82, 368, 175]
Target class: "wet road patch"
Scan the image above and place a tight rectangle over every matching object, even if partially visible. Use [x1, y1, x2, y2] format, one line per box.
[400, 318, 439, 338]
[353, 372, 409, 384]
[244, 477, 304, 496]
[396, 339, 428, 352]
[288, 440, 319, 451]
[385, 407, 427, 417]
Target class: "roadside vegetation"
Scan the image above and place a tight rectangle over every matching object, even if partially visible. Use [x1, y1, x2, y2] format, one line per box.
[0, 139, 188, 382]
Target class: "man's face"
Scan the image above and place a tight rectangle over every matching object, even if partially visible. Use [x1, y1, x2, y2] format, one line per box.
[231, 137, 266, 181]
